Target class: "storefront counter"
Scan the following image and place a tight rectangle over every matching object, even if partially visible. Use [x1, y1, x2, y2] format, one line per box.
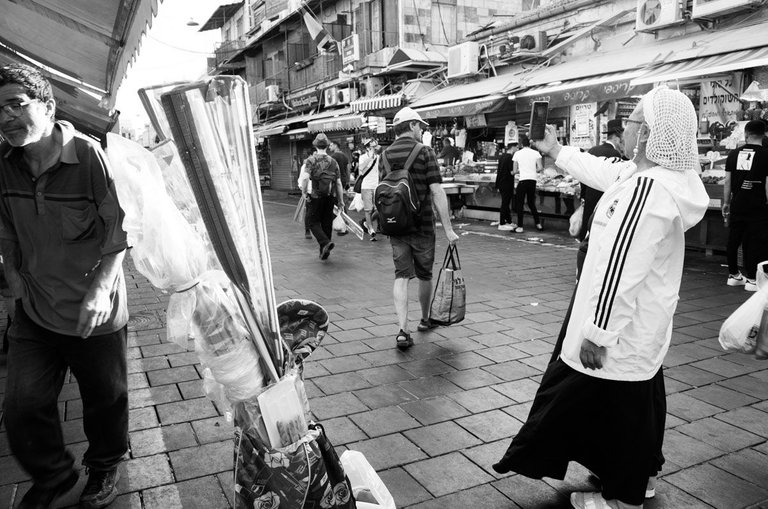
[685, 182, 727, 254]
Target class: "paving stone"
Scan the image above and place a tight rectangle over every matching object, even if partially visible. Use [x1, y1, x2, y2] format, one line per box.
[169, 441, 233, 480]
[492, 379, 541, 403]
[353, 384, 417, 409]
[356, 365, 416, 385]
[318, 355, 374, 375]
[481, 360, 541, 381]
[128, 407, 159, 432]
[685, 384, 760, 410]
[492, 474, 568, 509]
[665, 463, 768, 509]
[140, 342, 186, 358]
[127, 372, 149, 390]
[378, 467, 433, 508]
[166, 351, 199, 367]
[128, 385, 182, 409]
[324, 341, 373, 357]
[433, 337, 486, 355]
[399, 395, 471, 425]
[662, 429, 725, 468]
[691, 358, 762, 379]
[715, 406, 768, 438]
[302, 361, 331, 379]
[156, 398, 218, 425]
[349, 434, 427, 470]
[332, 328, 375, 342]
[642, 479, 714, 509]
[321, 416, 368, 445]
[350, 406, 421, 437]
[309, 392, 369, 420]
[503, 402, 534, 423]
[398, 376, 462, 398]
[471, 331, 521, 348]
[711, 448, 768, 487]
[313, 372, 372, 395]
[437, 350, 495, 369]
[403, 421, 482, 456]
[117, 454, 174, 492]
[359, 348, 411, 367]
[191, 416, 234, 444]
[667, 392, 724, 422]
[400, 358, 455, 377]
[676, 416, 764, 452]
[107, 492, 142, 509]
[448, 386, 514, 413]
[404, 452, 494, 497]
[462, 439, 513, 479]
[718, 374, 768, 400]
[129, 423, 197, 456]
[146, 365, 200, 386]
[406, 483, 515, 509]
[177, 379, 205, 400]
[456, 409, 523, 443]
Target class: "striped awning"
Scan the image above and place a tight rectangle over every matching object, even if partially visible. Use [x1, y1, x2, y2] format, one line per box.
[350, 93, 405, 112]
[631, 46, 768, 86]
[307, 114, 365, 133]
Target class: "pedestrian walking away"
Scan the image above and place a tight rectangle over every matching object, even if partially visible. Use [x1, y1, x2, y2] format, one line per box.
[0, 63, 130, 509]
[512, 134, 543, 232]
[357, 138, 381, 241]
[493, 86, 709, 509]
[300, 133, 346, 260]
[378, 107, 458, 350]
[722, 119, 768, 292]
[495, 143, 517, 231]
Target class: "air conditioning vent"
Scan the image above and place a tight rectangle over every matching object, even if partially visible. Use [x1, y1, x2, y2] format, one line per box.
[337, 88, 358, 105]
[635, 0, 685, 32]
[691, 0, 762, 19]
[265, 85, 280, 103]
[447, 41, 480, 79]
[359, 77, 385, 98]
[324, 87, 338, 107]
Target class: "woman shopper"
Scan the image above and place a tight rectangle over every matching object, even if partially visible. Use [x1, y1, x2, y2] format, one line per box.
[512, 134, 543, 232]
[357, 139, 380, 241]
[492, 86, 709, 509]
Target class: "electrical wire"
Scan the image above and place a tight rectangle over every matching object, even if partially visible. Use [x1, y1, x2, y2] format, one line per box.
[146, 34, 216, 54]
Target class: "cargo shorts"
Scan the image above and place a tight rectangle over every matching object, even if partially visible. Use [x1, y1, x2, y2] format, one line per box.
[390, 231, 436, 281]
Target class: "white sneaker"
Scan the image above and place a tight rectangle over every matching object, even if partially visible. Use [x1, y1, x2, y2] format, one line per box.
[727, 273, 746, 286]
[490, 221, 500, 226]
[745, 279, 757, 292]
[514, 226, 524, 233]
[498, 224, 516, 231]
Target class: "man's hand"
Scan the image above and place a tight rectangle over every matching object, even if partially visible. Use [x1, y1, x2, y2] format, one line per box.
[445, 229, 459, 245]
[76, 288, 112, 338]
[530, 125, 562, 158]
[721, 203, 730, 218]
[579, 338, 606, 370]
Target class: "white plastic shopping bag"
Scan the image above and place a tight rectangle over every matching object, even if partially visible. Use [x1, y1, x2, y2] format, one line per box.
[350, 193, 365, 212]
[719, 282, 768, 354]
[340, 450, 396, 509]
[333, 213, 347, 233]
[569, 205, 583, 237]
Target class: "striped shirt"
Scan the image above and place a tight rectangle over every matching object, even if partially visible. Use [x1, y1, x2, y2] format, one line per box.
[379, 136, 442, 234]
[0, 121, 129, 336]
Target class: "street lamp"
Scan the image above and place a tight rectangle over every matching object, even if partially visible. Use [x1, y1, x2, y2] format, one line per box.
[186, 17, 200, 27]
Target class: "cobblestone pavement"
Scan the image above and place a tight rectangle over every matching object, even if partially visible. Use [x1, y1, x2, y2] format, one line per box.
[1, 191, 767, 508]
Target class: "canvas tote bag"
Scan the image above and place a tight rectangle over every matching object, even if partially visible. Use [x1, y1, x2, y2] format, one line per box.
[429, 244, 465, 325]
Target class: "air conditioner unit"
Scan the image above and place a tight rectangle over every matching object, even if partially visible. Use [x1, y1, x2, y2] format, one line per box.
[447, 41, 480, 79]
[337, 87, 358, 105]
[265, 85, 280, 103]
[635, 0, 685, 32]
[324, 87, 338, 107]
[360, 77, 385, 98]
[692, 0, 762, 19]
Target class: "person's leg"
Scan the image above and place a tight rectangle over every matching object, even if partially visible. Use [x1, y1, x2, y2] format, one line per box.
[418, 278, 432, 323]
[516, 183, 526, 226]
[393, 277, 410, 332]
[307, 198, 329, 248]
[4, 303, 76, 487]
[742, 219, 768, 281]
[391, 236, 416, 333]
[411, 233, 436, 323]
[726, 218, 747, 276]
[321, 197, 335, 244]
[527, 182, 541, 225]
[499, 182, 512, 225]
[65, 327, 128, 472]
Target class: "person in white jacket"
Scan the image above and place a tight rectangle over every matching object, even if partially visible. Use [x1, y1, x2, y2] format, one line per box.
[493, 86, 709, 509]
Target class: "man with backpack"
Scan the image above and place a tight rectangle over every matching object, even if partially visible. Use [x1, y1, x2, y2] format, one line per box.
[300, 133, 345, 260]
[376, 107, 459, 350]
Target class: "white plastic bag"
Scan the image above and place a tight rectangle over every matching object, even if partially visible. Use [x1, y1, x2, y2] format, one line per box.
[719, 284, 768, 353]
[569, 205, 583, 237]
[333, 213, 347, 233]
[340, 451, 396, 509]
[350, 193, 365, 212]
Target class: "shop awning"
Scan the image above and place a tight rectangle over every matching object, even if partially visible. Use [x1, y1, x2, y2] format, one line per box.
[0, 0, 161, 137]
[307, 114, 365, 133]
[384, 48, 447, 73]
[512, 70, 652, 108]
[412, 72, 521, 109]
[285, 127, 310, 140]
[631, 45, 768, 86]
[254, 124, 288, 138]
[351, 79, 434, 112]
[414, 95, 508, 119]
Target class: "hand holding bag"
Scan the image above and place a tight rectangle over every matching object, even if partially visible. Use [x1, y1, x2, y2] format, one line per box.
[429, 244, 465, 325]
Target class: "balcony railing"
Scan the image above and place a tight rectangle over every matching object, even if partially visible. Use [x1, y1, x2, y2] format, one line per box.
[288, 53, 342, 91]
[214, 39, 247, 68]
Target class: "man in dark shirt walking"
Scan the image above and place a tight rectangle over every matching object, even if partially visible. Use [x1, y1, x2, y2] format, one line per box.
[495, 143, 517, 230]
[329, 140, 350, 189]
[378, 107, 458, 350]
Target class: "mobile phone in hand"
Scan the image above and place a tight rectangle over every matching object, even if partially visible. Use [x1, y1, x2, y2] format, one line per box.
[529, 101, 549, 140]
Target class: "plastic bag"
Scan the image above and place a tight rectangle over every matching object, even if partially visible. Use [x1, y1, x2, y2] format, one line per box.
[429, 245, 465, 326]
[333, 213, 347, 233]
[350, 193, 364, 212]
[340, 451, 396, 509]
[294, 195, 307, 223]
[569, 206, 583, 238]
[719, 285, 768, 353]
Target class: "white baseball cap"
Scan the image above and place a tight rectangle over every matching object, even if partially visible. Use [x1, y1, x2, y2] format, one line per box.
[393, 107, 428, 126]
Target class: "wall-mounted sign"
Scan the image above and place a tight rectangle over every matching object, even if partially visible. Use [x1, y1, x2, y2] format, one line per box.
[570, 102, 597, 150]
[465, 114, 487, 128]
[288, 90, 320, 112]
[504, 121, 518, 145]
[342, 34, 360, 66]
[700, 75, 743, 127]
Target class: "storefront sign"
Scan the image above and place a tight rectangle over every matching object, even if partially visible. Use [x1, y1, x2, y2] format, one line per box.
[570, 102, 597, 150]
[367, 116, 388, 134]
[288, 90, 320, 112]
[465, 114, 487, 128]
[700, 75, 743, 126]
[342, 34, 360, 65]
[504, 121, 518, 145]
[524, 80, 653, 108]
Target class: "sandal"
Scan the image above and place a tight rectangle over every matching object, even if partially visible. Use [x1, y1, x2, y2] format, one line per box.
[395, 330, 413, 350]
[417, 318, 436, 331]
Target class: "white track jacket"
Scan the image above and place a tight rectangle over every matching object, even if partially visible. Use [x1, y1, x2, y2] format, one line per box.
[556, 147, 709, 381]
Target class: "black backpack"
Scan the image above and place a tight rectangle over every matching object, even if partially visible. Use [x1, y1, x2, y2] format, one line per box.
[308, 154, 338, 197]
[375, 143, 423, 236]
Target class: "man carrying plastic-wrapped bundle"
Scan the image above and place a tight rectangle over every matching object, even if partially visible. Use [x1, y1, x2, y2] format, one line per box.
[492, 86, 709, 509]
[0, 64, 129, 509]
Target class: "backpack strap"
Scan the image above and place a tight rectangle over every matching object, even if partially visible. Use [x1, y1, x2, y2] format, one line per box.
[383, 142, 423, 175]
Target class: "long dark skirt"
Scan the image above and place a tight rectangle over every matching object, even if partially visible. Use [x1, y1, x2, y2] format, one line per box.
[495, 287, 666, 506]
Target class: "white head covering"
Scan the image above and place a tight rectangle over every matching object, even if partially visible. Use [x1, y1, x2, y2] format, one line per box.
[642, 85, 699, 172]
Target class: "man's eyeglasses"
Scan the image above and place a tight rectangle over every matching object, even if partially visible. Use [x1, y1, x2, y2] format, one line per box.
[0, 99, 35, 118]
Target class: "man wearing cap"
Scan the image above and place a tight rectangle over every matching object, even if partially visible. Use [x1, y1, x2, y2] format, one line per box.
[379, 107, 459, 349]
[300, 133, 345, 260]
[578, 119, 626, 242]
